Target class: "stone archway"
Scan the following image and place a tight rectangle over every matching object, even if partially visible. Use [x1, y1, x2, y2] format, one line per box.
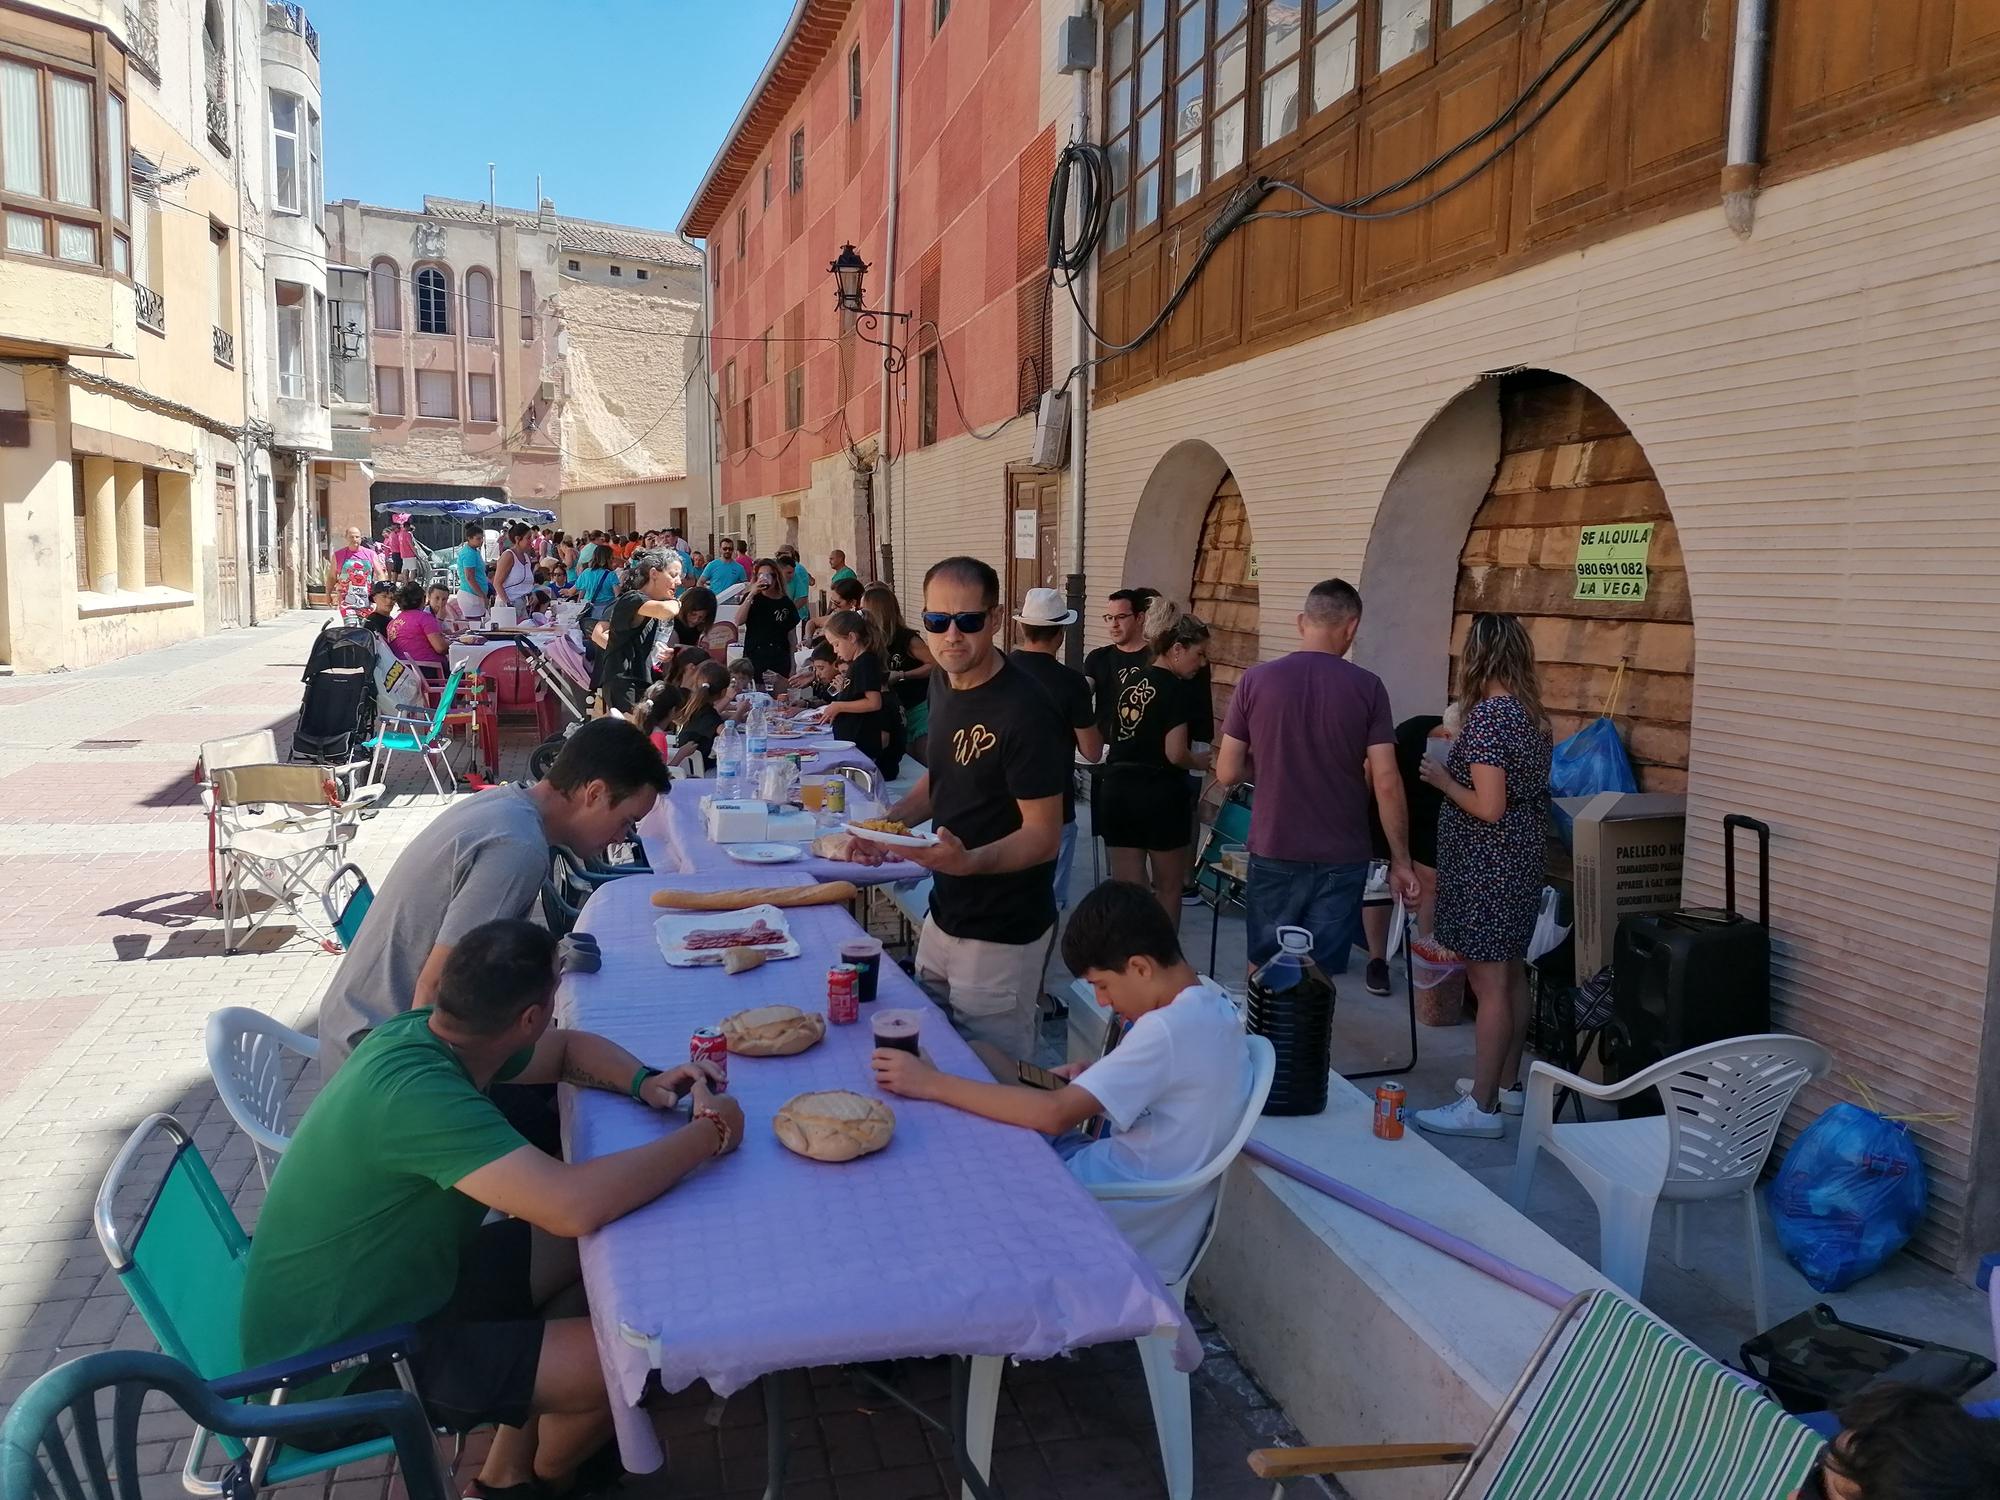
[1121, 439, 1258, 728]
[1355, 371, 1692, 792]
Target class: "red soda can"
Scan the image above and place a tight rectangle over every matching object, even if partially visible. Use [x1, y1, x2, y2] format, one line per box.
[1373, 1081, 1406, 1141]
[689, 1026, 729, 1092]
[827, 964, 859, 1025]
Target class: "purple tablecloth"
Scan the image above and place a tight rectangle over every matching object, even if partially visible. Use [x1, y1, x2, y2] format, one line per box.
[559, 875, 1185, 1471]
[637, 774, 926, 887]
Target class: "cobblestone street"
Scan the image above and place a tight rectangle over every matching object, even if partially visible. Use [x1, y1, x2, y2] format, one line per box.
[0, 613, 1323, 1500]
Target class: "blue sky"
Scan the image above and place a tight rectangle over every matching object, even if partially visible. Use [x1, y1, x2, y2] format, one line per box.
[319, 0, 795, 234]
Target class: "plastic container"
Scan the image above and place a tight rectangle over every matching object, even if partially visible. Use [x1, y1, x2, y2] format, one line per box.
[715, 721, 743, 797]
[1248, 926, 1335, 1116]
[1409, 937, 1468, 1027]
[1739, 1303, 1996, 1414]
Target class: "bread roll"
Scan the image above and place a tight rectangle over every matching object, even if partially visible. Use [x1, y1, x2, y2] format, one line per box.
[720, 1004, 825, 1056]
[772, 1090, 895, 1162]
[651, 882, 859, 911]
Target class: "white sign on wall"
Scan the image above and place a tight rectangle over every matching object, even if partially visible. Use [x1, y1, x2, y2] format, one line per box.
[1013, 509, 1038, 560]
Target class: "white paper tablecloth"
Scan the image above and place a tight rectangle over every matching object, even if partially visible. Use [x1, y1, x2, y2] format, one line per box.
[637, 773, 926, 887]
[558, 875, 1185, 1470]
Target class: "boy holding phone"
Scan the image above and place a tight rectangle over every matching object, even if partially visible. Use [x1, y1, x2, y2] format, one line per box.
[872, 880, 1254, 1278]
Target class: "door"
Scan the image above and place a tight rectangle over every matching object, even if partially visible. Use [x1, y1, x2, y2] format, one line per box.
[215, 463, 240, 629]
[1188, 472, 1258, 729]
[1003, 465, 1060, 647]
[275, 477, 296, 610]
[607, 502, 636, 535]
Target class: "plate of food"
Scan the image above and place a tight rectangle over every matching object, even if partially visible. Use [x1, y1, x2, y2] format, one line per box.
[843, 818, 941, 849]
[654, 905, 802, 967]
[725, 842, 804, 865]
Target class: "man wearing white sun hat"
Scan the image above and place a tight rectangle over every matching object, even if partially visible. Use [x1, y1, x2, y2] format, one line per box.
[1006, 587, 1104, 911]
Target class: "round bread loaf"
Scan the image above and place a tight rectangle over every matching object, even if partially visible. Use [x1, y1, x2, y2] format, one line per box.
[719, 1004, 826, 1056]
[773, 1090, 895, 1162]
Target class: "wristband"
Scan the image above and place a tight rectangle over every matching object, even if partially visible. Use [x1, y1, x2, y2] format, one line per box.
[630, 1065, 662, 1101]
[693, 1104, 731, 1156]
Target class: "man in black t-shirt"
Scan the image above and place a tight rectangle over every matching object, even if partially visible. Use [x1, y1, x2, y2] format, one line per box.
[1082, 587, 1156, 741]
[596, 557, 682, 713]
[884, 558, 1069, 1059]
[1006, 588, 1102, 912]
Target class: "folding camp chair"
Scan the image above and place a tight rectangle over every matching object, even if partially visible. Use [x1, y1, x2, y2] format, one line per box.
[204, 1007, 319, 1186]
[1193, 783, 1254, 975]
[1247, 1289, 1825, 1499]
[196, 731, 281, 909]
[362, 666, 468, 800]
[91, 1114, 443, 1496]
[1, 1348, 448, 1500]
[212, 765, 372, 954]
[323, 861, 374, 951]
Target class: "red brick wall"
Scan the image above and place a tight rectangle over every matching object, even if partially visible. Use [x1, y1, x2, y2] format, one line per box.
[709, 0, 1054, 508]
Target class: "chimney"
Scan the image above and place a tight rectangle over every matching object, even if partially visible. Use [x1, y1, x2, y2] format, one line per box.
[538, 197, 557, 232]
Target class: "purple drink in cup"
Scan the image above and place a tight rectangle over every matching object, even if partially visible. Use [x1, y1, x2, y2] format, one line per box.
[872, 1009, 921, 1056]
[840, 937, 884, 1002]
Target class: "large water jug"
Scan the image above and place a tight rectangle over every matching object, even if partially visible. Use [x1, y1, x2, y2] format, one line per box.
[1247, 925, 1336, 1116]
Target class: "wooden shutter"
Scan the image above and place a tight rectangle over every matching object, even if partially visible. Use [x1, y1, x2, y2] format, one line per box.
[1015, 126, 1057, 413]
[142, 471, 162, 586]
[73, 465, 89, 591]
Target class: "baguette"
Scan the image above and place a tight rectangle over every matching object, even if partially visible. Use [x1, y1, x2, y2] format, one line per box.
[651, 882, 859, 911]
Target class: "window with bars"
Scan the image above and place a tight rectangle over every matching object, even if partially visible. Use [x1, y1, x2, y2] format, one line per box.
[1103, 0, 1411, 253]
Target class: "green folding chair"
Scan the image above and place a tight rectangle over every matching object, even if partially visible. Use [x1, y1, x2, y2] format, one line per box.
[1248, 1289, 1825, 1498]
[2, 1348, 447, 1500]
[362, 666, 468, 801]
[92, 1114, 432, 1496]
[1194, 783, 1254, 974]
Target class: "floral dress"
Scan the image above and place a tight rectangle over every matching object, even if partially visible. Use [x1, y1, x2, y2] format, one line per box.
[1434, 695, 1552, 963]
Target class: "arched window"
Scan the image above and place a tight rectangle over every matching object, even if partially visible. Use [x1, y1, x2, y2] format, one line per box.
[413, 264, 451, 335]
[370, 258, 400, 331]
[464, 267, 494, 340]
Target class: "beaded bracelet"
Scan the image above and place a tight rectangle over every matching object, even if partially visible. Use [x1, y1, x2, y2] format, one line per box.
[692, 1105, 731, 1157]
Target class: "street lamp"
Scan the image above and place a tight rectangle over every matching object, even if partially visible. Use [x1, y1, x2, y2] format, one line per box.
[827, 241, 911, 373]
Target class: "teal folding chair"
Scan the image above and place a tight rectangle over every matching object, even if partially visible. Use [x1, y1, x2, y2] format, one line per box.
[362, 666, 467, 800]
[92, 1114, 433, 1495]
[322, 862, 374, 952]
[1249, 1289, 1824, 1498]
[2, 1349, 447, 1500]
[1194, 783, 1254, 974]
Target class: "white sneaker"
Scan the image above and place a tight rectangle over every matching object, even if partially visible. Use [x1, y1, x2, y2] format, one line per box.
[1413, 1093, 1505, 1139]
[1456, 1077, 1524, 1115]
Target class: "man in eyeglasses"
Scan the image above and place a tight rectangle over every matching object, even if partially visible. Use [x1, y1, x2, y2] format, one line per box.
[1083, 588, 1158, 742]
[880, 556, 1070, 1060]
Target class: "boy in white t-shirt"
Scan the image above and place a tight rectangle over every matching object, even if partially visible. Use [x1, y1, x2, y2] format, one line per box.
[872, 880, 1254, 1279]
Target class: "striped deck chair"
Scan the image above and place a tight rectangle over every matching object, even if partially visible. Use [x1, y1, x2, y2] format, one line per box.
[1249, 1290, 1825, 1499]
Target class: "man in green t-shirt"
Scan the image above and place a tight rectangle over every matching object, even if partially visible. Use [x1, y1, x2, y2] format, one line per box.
[242, 920, 743, 1499]
[827, 548, 859, 586]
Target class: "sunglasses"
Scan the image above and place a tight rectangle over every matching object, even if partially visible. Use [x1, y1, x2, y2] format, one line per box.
[922, 609, 991, 636]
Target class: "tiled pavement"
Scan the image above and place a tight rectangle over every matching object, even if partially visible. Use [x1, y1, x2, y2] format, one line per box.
[0, 614, 1336, 1500]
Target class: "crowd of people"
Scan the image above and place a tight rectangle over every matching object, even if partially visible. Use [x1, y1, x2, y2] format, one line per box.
[264, 537, 1998, 1499]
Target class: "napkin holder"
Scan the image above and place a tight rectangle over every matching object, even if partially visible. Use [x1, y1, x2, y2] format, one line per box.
[702, 799, 816, 844]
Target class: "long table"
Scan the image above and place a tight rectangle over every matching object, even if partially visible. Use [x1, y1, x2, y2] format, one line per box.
[559, 874, 1185, 1483]
[637, 773, 927, 886]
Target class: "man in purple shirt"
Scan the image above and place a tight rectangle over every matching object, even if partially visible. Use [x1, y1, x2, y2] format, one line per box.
[1214, 578, 1419, 979]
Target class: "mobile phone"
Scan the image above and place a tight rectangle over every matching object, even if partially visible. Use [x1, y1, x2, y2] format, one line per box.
[1017, 1060, 1063, 1091]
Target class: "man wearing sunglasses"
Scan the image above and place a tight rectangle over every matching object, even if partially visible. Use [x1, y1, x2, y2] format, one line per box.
[880, 556, 1070, 1059]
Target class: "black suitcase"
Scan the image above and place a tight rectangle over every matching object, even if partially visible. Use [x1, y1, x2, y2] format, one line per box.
[1606, 814, 1772, 1108]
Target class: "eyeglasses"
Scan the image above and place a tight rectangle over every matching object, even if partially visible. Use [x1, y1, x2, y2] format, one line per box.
[1102, 612, 1133, 624]
[922, 609, 991, 636]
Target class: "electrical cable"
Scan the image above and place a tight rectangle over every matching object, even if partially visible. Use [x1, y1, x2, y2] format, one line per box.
[914, 321, 1036, 444]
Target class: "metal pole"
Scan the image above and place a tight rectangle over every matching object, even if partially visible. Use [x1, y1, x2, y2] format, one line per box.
[698, 242, 718, 557]
[875, 0, 907, 593]
[1722, 0, 1771, 237]
[1063, 2, 1095, 669]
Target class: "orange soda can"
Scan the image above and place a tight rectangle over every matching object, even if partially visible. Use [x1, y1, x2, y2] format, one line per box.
[1373, 1081, 1406, 1141]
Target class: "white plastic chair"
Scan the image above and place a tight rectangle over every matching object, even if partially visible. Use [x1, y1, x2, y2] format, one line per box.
[204, 1007, 320, 1186]
[1510, 1033, 1830, 1333]
[1083, 1033, 1276, 1500]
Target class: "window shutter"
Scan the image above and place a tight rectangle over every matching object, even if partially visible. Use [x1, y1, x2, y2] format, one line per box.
[142, 471, 162, 586]
[1014, 126, 1058, 412]
[917, 248, 941, 348]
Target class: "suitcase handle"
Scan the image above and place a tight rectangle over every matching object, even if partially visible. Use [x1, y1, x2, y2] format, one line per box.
[1723, 814, 1769, 926]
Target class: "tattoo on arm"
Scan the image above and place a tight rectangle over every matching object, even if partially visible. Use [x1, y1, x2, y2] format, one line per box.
[561, 1063, 623, 1091]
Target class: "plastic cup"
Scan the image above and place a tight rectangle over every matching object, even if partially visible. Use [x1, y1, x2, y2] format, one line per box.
[841, 936, 884, 1002]
[872, 1008, 921, 1055]
[801, 779, 826, 813]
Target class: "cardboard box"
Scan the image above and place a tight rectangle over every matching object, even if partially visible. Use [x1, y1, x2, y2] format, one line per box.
[1560, 791, 1686, 978]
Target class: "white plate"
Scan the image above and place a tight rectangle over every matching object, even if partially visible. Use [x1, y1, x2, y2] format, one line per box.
[843, 821, 940, 850]
[654, 905, 802, 967]
[725, 842, 804, 865]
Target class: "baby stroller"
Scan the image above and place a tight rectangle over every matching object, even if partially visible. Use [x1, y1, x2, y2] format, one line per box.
[291, 624, 378, 764]
[519, 635, 596, 781]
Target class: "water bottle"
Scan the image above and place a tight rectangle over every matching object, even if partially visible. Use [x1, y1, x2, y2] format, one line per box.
[716, 721, 742, 797]
[743, 695, 770, 803]
[1248, 926, 1336, 1117]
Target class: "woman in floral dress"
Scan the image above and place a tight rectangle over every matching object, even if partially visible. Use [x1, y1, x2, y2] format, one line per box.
[1412, 614, 1553, 1139]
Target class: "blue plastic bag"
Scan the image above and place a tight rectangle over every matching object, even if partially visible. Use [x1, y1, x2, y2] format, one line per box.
[1549, 716, 1639, 800]
[1765, 1102, 1928, 1293]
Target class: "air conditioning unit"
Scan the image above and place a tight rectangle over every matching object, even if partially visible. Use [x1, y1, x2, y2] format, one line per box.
[1031, 389, 1071, 469]
[538, 378, 557, 402]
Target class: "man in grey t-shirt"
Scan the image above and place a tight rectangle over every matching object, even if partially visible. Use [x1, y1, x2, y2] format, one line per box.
[317, 719, 670, 1076]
